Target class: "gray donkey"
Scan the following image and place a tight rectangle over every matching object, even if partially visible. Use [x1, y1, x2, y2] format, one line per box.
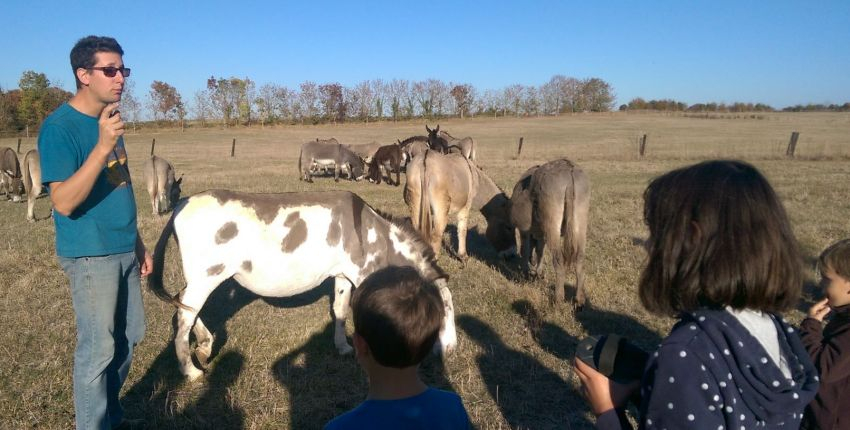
[143, 155, 182, 215]
[510, 158, 590, 308]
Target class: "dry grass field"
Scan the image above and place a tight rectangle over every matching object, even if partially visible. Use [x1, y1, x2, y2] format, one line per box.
[1, 112, 848, 429]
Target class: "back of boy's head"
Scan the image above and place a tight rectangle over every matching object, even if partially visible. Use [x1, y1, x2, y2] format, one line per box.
[819, 239, 850, 280]
[639, 160, 803, 316]
[352, 267, 445, 368]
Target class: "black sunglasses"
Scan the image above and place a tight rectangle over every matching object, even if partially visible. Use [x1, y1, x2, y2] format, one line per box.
[89, 66, 131, 78]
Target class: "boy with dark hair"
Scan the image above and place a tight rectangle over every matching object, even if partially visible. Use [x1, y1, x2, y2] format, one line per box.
[325, 267, 469, 429]
[39, 35, 148, 429]
[801, 239, 850, 430]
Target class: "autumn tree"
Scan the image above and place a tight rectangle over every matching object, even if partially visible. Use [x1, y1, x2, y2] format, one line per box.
[450, 84, 475, 118]
[580, 78, 615, 112]
[319, 83, 345, 123]
[148, 80, 182, 122]
[120, 80, 141, 133]
[297, 81, 319, 123]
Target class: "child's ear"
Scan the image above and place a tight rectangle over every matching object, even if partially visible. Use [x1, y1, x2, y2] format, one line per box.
[353, 332, 370, 359]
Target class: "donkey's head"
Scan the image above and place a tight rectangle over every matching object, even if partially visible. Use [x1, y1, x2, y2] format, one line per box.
[169, 175, 183, 210]
[425, 125, 448, 153]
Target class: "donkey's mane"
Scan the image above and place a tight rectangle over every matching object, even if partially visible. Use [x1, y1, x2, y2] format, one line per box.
[372, 207, 447, 279]
[399, 135, 429, 147]
[438, 130, 457, 140]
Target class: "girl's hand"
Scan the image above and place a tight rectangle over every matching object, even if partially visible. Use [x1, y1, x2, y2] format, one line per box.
[808, 298, 831, 322]
[574, 358, 640, 416]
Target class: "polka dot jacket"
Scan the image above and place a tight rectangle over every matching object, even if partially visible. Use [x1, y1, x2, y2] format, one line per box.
[597, 309, 820, 429]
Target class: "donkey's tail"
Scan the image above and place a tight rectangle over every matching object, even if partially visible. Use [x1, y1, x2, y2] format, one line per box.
[149, 209, 193, 310]
[561, 163, 579, 269]
[419, 150, 433, 247]
[22, 151, 34, 195]
[297, 147, 303, 180]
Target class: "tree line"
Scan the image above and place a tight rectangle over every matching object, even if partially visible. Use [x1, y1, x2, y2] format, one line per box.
[1, 72, 616, 131]
[621, 97, 850, 113]
[3, 70, 848, 133]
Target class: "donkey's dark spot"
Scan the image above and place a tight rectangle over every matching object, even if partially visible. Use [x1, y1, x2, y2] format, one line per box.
[282, 211, 308, 252]
[327, 217, 342, 246]
[241, 260, 252, 272]
[207, 264, 225, 276]
[215, 221, 238, 244]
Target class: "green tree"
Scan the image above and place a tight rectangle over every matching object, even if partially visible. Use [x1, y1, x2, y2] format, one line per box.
[17, 71, 50, 128]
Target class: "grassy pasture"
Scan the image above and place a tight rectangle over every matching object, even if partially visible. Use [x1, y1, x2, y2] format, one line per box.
[1, 112, 848, 429]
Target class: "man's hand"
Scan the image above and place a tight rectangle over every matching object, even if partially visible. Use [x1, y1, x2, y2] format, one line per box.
[135, 236, 153, 277]
[98, 102, 124, 152]
[808, 298, 831, 322]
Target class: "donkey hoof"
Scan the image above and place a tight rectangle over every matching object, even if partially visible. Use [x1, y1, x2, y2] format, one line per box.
[195, 351, 211, 370]
[185, 367, 205, 382]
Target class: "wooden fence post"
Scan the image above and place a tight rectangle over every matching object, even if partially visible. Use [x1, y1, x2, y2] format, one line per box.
[150, 138, 156, 156]
[639, 134, 647, 158]
[786, 132, 800, 158]
[17, 138, 22, 153]
[516, 137, 524, 157]
[231, 138, 236, 157]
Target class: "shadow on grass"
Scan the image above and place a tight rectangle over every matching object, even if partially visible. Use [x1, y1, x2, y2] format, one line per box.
[457, 315, 592, 429]
[444, 224, 525, 282]
[272, 322, 365, 429]
[270, 321, 458, 429]
[123, 276, 336, 428]
[122, 348, 246, 429]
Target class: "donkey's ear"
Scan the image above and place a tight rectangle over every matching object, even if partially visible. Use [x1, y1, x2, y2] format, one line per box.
[176, 175, 183, 184]
[425, 125, 431, 133]
[435, 125, 440, 133]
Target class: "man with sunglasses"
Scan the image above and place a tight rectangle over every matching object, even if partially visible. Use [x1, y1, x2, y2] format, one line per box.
[38, 35, 148, 430]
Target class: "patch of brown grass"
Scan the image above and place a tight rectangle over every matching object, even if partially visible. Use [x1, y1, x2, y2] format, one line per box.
[1, 112, 848, 429]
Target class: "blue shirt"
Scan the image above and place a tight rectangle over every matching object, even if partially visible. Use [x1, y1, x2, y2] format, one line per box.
[38, 103, 138, 257]
[325, 387, 470, 430]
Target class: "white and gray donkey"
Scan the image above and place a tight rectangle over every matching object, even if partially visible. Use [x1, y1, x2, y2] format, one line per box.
[148, 189, 457, 380]
[143, 155, 182, 215]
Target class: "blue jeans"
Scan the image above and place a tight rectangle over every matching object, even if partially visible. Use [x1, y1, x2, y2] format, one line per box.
[59, 251, 146, 430]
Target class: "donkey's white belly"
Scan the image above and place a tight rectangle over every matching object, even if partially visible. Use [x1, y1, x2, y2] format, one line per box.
[177, 199, 358, 297]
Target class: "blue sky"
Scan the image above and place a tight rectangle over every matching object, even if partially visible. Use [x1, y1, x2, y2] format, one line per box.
[2, 0, 849, 108]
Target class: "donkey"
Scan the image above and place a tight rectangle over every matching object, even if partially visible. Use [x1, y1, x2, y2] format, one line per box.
[398, 136, 430, 163]
[425, 125, 450, 154]
[509, 159, 590, 308]
[148, 189, 458, 380]
[21, 149, 44, 222]
[367, 144, 404, 186]
[405, 150, 515, 260]
[298, 140, 365, 182]
[344, 141, 383, 163]
[439, 130, 476, 161]
[143, 155, 182, 215]
[0, 147, 24, 202]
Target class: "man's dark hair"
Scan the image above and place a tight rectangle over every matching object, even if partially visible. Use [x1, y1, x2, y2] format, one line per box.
[70, 36, 124, 89]
[352, 266, 444, 368]
[819, 238, 850, 280]
[639, 160, 803, 316]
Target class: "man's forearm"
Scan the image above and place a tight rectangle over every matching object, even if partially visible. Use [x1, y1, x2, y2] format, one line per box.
[50, 145, 112, 216]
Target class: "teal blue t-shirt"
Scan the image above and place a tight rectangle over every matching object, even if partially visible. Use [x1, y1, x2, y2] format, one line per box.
[38, 103, 138, 258]
[324, 387, 470, 430]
